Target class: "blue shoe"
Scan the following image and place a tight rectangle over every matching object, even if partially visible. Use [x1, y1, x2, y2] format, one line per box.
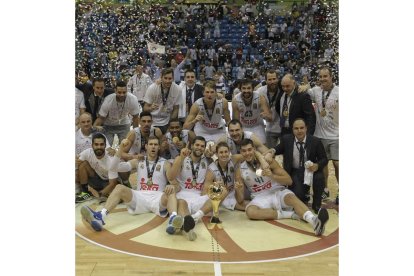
[166, 215, 183, 235]
[81, 206, 105, 232]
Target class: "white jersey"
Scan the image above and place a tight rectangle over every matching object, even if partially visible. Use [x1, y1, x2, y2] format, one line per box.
[239, 161, 285, 198]
[144, 82, 182, 126]
[136, 157, 168, 192]
[257, 85, 281, 133]
[307, 85, 339, 139]
[176, 156, 209, 194]
[234, 91, 265, 128]
[75, 88, 86, 119]
[128, 126, 157, 154]
[98, 93, 141, 126]
[127, 73, 152, 101]
[194, 97, 226, 130]
[225, 131, 253, 154]
[78, 148, 118, 180]
[165, 130, 190, 158]
[208, 160, 236, 193]
[75, 129, 110, 156]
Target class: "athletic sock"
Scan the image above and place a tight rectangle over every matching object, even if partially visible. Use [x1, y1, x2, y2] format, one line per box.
[101, 208, 109, 219]
[303, 210, 316, 226]
[192, 210, 204, 221]
[276, 210, 295, 220]
[170, 211, 177, 217]
[324, 187, 329, 193]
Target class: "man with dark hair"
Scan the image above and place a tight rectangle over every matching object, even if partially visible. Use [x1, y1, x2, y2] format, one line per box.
[232, 79, 272, 144]
[118, 111, 164, 161]
[167, 136, 211, 240]
[75, 132, 119, 203]
[93, 80, 141, 145]
[164, 118, 196, 159]
[273, 118, 328, 212]
[236, 138, 329, 236]
[143, 68, 182, 134]
[178, 69, 204, 124]
[84, 78, 114, 123]
[81, 137, 183, 235]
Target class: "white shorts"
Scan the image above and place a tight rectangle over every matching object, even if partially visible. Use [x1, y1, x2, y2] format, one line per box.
[126, 190, 167, 217]
[194, 125, 227, 142]
[244, 125, 266, 144]
[177, 190, 209, 214]
[246, 189, 294, 211]
[221, 190, 237, 210]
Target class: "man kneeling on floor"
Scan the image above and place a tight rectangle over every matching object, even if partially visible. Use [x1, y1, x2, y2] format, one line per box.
[236, 138, 329, 236]
[81, 136, 191, 236]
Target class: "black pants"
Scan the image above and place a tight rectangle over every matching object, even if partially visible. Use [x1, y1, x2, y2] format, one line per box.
[290, 168, 325, 212]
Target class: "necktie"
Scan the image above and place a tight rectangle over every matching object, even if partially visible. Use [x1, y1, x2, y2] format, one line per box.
[186, 88, 194, 105]
[297, 142, 305, 168]
[94, 96, 99, 114]
[279, 94, 288, 128]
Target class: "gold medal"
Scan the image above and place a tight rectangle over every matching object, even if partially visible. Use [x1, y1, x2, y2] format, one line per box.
[172, 136, 180, 144]
[283, 109, 289, 117]
[147, 178, 153, 186]
[191, 179, 197, 186]
[320, 109, 327, 117]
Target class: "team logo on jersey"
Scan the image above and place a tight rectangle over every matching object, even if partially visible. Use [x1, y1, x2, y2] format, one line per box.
[246, 176, 251, 181]
[253, 103, 258, 109]
[215, 108, 220, 114]
[156, 164, 161, 171]
[201, 162, 206, 169]
[230, 166, 234, 173]
[140, 163, 145, 169]
[186, 165, 190, 170]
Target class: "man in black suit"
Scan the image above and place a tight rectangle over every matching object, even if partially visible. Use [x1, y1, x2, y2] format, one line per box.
[178, 69, 204, 125]
[84, 78, 114, 123]
[275, 74, 316, 136]
[274, 118, 328, 212]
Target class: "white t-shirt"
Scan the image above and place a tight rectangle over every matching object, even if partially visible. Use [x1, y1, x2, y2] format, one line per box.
[98, 93, 141, 126]
[75, 129, 110, 156]
[307, 85, 339, 139]
[127, 73, 153, 101]
[144, 82, 182, 126]
[78, 148, 118, 180]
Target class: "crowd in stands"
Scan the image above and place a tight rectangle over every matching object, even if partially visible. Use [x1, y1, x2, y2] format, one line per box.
[76, 0, 338, 95]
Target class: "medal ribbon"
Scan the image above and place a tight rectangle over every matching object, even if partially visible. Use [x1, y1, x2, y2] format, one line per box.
[216, 160, 229, 185]
[160, 83, 170, 106]
[189, 158, 200, 183]
[203, 98, 216, 121]
[145, 156, 159, 180]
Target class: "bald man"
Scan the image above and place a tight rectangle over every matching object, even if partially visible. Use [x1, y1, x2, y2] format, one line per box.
[275, 74, 316, 136]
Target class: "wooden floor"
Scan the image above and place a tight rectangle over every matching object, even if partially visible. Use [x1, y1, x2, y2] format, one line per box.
[76, 161, 339, 276]
[76, 237, 338, 276]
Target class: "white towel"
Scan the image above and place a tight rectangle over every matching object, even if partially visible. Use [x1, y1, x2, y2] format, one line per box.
[304, 161, 314, 186]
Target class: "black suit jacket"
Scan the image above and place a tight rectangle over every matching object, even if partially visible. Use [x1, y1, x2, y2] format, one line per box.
[192, 83, 204, 104]
[275, 134, 328, 176]
[84, 88, 114, 122]
[275, 87, 316, 134]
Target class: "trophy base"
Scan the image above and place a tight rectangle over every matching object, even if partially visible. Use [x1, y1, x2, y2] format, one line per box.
[208, 216, 223, 230]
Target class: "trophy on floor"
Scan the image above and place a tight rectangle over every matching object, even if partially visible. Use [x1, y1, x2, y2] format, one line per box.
[207, 182, 227, 230]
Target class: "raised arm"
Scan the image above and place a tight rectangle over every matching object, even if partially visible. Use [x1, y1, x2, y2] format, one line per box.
[259, 94, 272, 122]
[222, 98, 231, 124]
[231, 99, 240, 121]
[183, 103, 202, 130]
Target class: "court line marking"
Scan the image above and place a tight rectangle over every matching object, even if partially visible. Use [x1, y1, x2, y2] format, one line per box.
[76, 231, 338, 264]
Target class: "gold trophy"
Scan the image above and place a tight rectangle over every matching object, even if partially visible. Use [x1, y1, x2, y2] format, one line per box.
[207, 182, 227, 230]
